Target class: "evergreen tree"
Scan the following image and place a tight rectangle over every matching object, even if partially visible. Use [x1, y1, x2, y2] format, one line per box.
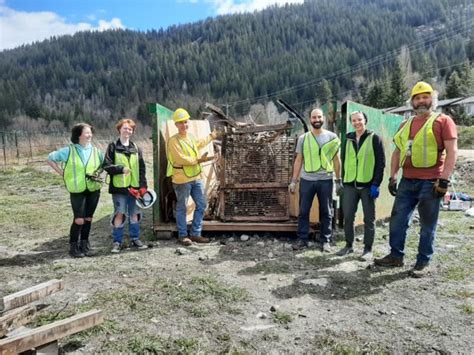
[445, 71, 463, 98]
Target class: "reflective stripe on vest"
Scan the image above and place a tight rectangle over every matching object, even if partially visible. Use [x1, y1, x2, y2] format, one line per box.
[343, 133, 375, 184]
[167, 135, 202, 178]
[63, 145, 102, 193]
[302, 132, 340, 173]
[393, 112, 439, 168]
[112, 144, 139, 188]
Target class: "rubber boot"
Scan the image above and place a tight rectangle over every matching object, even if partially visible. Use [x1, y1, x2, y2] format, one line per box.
[69, 242, 85, 258]
[80, 240, 96, 257]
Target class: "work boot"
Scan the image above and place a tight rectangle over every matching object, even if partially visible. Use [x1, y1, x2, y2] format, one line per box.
[190, 236, 210, 243]
[336, 245, 354, 256]
[373, 254, 404, 267]
[179, 237, 193, 246]
[79, 240, 96, 257]
[292, 239, 308, 251]
[69, 242, 85, 258]
[131, 239, 148, 250]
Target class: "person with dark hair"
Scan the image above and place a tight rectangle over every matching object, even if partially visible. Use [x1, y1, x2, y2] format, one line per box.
[336, 111, 385, 261]
[103, 118, 149, 253]
[289, 108, 341, 252]
[47, 123, 104, 257]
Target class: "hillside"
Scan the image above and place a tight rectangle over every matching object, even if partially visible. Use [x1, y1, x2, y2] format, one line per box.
[0, 0, 472, 129]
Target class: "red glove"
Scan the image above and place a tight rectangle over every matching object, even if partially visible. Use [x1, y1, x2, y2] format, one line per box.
[128, 188, 140, 199]
[139, 187, 147, 197]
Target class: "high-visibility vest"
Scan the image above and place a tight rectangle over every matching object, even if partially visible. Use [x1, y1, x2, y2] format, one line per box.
[393, 113, 439, 168]
[302, 132, 340, 173]
[63, 145, 101, 193]
[112, 143, 140, 188]
[343, 133, 375, 184]
[167, 135, 202, 178]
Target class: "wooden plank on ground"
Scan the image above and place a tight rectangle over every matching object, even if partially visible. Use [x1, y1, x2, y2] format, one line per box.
[153, 221, 313, 232]
[0, 309, 103, 355]
[0, 280, 64, 312]
[0, 305, 38, 338]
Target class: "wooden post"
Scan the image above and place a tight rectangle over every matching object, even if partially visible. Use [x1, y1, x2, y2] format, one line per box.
[14, 131, 19, 162]
[1, 132, 6, 168]
[0, 309, 103, 355]
[0, 280, 64, 312]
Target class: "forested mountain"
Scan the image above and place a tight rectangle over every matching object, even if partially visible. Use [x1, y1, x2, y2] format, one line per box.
[0, 0, 472, 130]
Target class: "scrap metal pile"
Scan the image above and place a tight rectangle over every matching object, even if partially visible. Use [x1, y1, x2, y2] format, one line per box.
[205, 103, 296, 222]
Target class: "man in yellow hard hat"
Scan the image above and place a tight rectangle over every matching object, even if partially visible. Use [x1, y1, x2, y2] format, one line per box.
[167, 108, 218, 246]
[374, 82, 458, 276]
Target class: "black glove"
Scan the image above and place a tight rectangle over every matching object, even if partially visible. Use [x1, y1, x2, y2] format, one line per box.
[388, 177, 397, 197]
[433, 178, 449, 198]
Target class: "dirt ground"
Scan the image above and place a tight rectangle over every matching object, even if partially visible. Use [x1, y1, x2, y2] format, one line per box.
[0, 153, 473, 354]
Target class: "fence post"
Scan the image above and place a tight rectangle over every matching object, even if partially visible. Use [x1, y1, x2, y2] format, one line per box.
[28, 131, 33, 160]
[2, 132, 6, 168]
[15, 131, 19, 163]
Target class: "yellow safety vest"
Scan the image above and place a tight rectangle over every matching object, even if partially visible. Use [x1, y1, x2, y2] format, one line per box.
[393, 113, 439, 168]
[167, 135, 202, 178]
[63, 145, 101, 193]
[112, 143, 139, 188]
[302, 132, 340, 173]
[343, 133, 375, 184]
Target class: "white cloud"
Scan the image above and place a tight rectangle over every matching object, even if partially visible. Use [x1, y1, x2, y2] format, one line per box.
[0, 5, 124, 51]
[209, 0, 304, 15]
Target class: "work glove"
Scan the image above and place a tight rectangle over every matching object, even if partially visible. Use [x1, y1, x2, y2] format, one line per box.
[210, 129, 223, 140]
[388, 177, 397, 197]
[335, 179, 344, 196]
[369, 184, 380, 199]
[197, 152, 215, 163]
[128, 188, 141, 199]
[433, 178, 449, 198]
[288, 179, 297, 194]
[139, 187, 147, 197]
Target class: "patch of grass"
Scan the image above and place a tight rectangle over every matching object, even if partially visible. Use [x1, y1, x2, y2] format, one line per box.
[240, 260, 291, 275]
[454, 290, 474, 299]
[457, 304, 474, 314]
[272, 311, 293, 325]
[190, 276, 250, 303]
[444, 266, 470, 281]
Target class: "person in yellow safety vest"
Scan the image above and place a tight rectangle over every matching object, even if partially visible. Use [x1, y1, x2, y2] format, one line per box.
[336, 111, 385, 261]
[167, 108, 219, 246]
[374, 81, 458, 276]
[47, 123, 104, 258]
[103, 118, 149, 253]
[289, 108, 341, 252]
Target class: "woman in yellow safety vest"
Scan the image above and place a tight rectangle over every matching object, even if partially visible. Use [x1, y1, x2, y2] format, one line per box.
[47, 123, 104, 258]
[103, 118, 149, 254]
[336, 111, 385, 261]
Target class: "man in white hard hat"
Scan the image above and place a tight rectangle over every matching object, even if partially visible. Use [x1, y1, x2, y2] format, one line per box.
[374, 82, 458, 276]
[167, 108, 218, 246]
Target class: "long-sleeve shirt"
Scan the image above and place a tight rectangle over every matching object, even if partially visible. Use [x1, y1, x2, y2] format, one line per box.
[167, 132, 213, 184]
[341, 130, 385, 188]
[103, 139, 147, 195]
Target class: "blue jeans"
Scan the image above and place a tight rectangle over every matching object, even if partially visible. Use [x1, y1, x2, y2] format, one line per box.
[297, 178, 333, 243]
[389, 178, 441, 264]
[173, 180, 207, 238]
[111, 193, 142, 243]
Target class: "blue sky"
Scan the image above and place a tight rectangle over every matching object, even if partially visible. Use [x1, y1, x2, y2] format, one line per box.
[0, 0, 303, 51]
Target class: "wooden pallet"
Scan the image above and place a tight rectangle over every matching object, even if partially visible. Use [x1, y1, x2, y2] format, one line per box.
[0, 280, 103, 355]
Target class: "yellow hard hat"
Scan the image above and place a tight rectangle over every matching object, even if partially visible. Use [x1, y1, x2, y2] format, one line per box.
[410, 81, 434, 99]
[173, 108, 190, 123]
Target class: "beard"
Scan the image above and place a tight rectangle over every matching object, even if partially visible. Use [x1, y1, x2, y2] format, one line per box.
[311, 121, 323, 129]
[413, 103, 432, 115]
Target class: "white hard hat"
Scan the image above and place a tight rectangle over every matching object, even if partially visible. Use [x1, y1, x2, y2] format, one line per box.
[135, 189, 157, 209]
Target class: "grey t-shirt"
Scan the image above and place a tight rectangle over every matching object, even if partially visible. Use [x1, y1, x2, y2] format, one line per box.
[295, 130, 338, 181]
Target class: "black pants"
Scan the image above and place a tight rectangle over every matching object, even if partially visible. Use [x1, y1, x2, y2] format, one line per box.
[70, 190, 101, 219]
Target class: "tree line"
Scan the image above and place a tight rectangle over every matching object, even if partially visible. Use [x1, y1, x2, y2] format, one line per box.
[0, 0, 472, 131]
